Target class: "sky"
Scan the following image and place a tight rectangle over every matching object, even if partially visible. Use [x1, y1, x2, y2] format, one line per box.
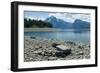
[24, 11, 90, 23]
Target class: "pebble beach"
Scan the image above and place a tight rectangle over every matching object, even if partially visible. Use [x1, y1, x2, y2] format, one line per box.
[24, 36, 90, 62]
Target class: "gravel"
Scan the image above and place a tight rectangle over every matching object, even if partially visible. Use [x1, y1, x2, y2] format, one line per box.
[24, 36, 90, 62]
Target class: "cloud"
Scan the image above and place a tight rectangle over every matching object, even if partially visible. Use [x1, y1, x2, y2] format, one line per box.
[48, 13, 74, 23]
[25, 16, 45, 21]
[48, 12, 90, 23]
[72, 14, 90, 22]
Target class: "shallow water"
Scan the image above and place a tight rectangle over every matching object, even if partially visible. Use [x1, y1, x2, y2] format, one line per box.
[24, 29, 90, 43]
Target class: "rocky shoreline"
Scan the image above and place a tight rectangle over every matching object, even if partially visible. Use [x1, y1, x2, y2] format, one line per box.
[24, 36, 90, 62]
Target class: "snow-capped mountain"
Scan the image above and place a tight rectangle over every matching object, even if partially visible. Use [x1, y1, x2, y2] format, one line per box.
[45, 16, 72, 29]
[45, 16, 90, 29]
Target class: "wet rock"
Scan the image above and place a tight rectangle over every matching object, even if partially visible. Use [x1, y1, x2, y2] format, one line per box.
[55, 50, 71, 58]
[55, 52, 66, 57]
[30, 36, 36, 39]
[76, 51, 84, 55]
[48, 57, 57, 60]
[52, 43, 71, 57]
[66, 41, 76, 46]
[78, 45, 84, 49]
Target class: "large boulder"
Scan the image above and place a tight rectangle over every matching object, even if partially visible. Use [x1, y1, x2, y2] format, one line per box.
[52, 43, 71, 57]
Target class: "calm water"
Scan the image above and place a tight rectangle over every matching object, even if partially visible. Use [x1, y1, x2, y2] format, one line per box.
[24, 29, 90, 43]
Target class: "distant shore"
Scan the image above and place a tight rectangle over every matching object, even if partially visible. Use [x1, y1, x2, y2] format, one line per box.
[24, 28, 65, 32]
[24, 28, 90, 32]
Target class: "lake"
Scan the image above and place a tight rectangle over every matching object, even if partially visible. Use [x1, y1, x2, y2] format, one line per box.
[24, 29, 90, 43]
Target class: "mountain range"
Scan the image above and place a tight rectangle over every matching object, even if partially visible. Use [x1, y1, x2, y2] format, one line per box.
[45, 16, 90, 29]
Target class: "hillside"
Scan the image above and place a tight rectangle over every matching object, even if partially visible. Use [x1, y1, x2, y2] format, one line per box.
[24, 18, 53, 28]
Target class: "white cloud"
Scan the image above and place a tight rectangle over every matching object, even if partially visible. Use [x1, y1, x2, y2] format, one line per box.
[48, 13, 74, 22]
[25, 16, 45, 21]
[48, 12, 90, 23]
[72, 14, 90, 22]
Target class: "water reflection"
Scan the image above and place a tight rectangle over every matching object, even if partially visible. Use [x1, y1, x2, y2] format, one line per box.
[24, 29, 90, 43]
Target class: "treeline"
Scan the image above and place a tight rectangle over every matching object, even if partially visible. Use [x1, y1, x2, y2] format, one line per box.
[24, 18, 53, 28]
